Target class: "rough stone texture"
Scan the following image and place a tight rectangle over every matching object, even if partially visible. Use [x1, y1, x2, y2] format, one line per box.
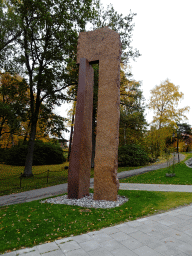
[77, 27, 121, 201]
[68, 58, 94, 199]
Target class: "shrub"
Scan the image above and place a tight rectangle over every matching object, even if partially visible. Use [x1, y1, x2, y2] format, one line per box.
[5, 140, 65, 166]
[0, 147, 7, 163]
[118, 144, 150, 167]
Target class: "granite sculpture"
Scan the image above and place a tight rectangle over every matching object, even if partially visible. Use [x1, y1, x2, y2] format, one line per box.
[68, 27, 121, 201]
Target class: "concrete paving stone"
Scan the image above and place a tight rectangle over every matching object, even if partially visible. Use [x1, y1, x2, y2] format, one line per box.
[86, 230, 101, 237]
[40, 249, 65, 256]
[146, 223, 170, 233]
[167, 210, 183, 217]
[137, 223, 158, 234]
[176, 214, 192, 220]
[101, 226, 119, 235]
[184, 228, 192, 236]
[179, 209, 192, 216]
[111, 246, 138, 256]
[160, 235, 184, 250]
[114, 224, 136, 235]
[12, 247, 37, 255]
[55, 237, 74, 245]
[133, 245, 163, 256]
[100, 239, 122, 251]
[160, 235, 180, 243]
[112, 223, 127, 229]
[129, 230, 157, 244]
[64, 249, 89, 256]
[35, 242, 59, 254]
[177, 242, 192, 255]
[158, 214, 181, 223]
[146, 230, 166, 240]
[154, 243, 181, 255]
[79, 240, 100, 252]
[146, 214, 165, 221]
[87, 247, 113, 256]
[16, 251, 41, 256]
[59, 241, 81, 253]
[120, 237, 143, 250]
[175, 252, 189, 256]
[170, 217, 191, 226]
[89, 232, 112, 243]
[0, 252, 16, 256]
[72, 234, 91, 243]
[137, 217, 149, 222]
[161, 227, 183, 238]
[170, 224, 190, 232]
[156, 219, 176, 226]
[127, 220, 144, 228]
[167, 230, 192, 243]
[158, 212, 169, 217]
[147, 241, 165, 249]
[109, 231, 132, 241]
[137, 219, 156, 226]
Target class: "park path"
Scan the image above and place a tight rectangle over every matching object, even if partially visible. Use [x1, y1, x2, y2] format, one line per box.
[0, 153, 186, 207]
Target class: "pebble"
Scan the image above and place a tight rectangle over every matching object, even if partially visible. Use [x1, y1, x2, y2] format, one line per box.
[41, 193, 128, 209]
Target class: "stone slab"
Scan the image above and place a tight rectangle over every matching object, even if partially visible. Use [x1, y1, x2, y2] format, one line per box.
[68, 58, 93, 199]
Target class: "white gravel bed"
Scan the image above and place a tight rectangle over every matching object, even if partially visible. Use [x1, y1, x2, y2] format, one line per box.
[41, 193, 128, 208]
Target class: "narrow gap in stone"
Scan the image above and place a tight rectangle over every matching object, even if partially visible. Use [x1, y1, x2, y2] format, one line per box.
[91, 63, 99, 172]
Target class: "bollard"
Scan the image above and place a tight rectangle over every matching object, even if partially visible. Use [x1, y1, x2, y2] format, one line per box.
[47, 170, 49, 184]
[20, 173, 22, 188]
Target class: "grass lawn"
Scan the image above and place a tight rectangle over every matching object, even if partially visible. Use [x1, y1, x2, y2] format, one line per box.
[1, 189, 192, 253]
[0, 153, 158, 196]
[121, 152, 192, 184]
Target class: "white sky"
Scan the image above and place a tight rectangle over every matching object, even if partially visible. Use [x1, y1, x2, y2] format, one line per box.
[56, 0, 192, 142]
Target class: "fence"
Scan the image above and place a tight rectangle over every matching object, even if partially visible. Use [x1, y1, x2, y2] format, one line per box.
[0, 165, 69, 194]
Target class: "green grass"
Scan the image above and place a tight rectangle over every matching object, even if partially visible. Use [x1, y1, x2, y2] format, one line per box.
[0, 152, 186, 196]
[121, 153, 192, 184]
[0, 163, 69, 196]
[0, 152, 155, 196]
[1, 188, 192, 254]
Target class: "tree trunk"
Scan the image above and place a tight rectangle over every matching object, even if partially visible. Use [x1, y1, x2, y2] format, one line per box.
[124, 125, 126, 146]
[22, 121, 37, 177]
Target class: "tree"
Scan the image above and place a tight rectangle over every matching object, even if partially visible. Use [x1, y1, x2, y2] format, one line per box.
[0, 72, 69, 148]
[148, 79, 190, 129]
[0, 72, 28, 146]
[119, 66, 147, 147]
[1, 0, 97, 176]
[174, 123, 192, 153]
[145, 125, 173, 160]
[91, 2, 140, 64]
[66, 4, 141, 166]
[0, 0, 22, 71]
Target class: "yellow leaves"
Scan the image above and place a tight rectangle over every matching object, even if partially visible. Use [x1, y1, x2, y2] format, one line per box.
[79, 209, 92, 213]
[149, 79, 190, 128]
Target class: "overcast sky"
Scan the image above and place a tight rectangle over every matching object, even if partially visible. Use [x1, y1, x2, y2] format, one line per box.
[57, 0, 192, 142]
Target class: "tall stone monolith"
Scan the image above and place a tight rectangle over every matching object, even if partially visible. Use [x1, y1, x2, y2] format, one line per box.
[76, 27, 121, 201]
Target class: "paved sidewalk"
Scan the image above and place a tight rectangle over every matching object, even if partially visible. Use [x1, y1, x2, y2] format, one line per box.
[2, 203, 192, 256]
[120, 183, 192, 192]
[0, 153, 185, 207]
